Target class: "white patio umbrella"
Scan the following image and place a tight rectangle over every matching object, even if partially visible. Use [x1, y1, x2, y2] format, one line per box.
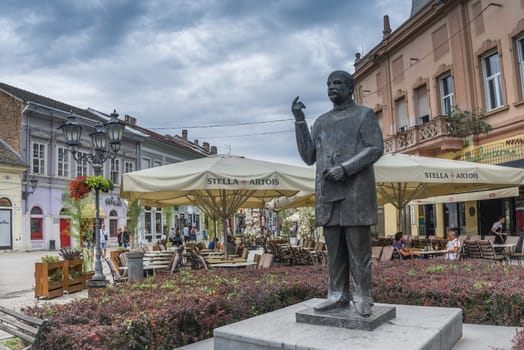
[120, 154, 315, 257]
[270, 153, 524, 231]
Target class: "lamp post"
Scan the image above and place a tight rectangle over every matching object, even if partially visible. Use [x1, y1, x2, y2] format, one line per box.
[60, 110, 125, 288]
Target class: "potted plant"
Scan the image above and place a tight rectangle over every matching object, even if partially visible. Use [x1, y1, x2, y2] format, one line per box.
[59, 248, 85, 292]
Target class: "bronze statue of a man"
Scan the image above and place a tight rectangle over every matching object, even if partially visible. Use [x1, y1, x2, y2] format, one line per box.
[292, 70, 383, 317]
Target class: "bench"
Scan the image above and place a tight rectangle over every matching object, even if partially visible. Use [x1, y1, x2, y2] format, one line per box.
[0, 305, 46, 348]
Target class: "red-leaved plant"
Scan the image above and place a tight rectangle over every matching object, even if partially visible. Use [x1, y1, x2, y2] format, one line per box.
[69, 176, 91, 200]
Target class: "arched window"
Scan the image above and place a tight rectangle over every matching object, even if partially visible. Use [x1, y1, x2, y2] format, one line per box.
[30, 206, 44, 240]
[31, 207, 43, 215]
[0, 198, 12, 207]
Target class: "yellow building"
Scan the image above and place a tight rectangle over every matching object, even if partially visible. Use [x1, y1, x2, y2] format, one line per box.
[355, 0, 524, 237]
[0, 139, 28, 250]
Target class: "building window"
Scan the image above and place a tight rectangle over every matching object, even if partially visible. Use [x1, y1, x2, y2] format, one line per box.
[155, 209, 162, 238]
[394, 97, 408, 132]
[375, 110, 383, 133]
[57, 147, 69, 177]
[110, 158, 120, 185]
[414, 85, 429, 125]
[77, 151, 89, 177]
[482, 51, 504, 111]
[32, 143, 46, 175]
[124, 161, 134, 173]
[439, 74, 454, 116]
[142, 158, 151, 169]
[517, 35, 524, 99]
[154, 160, 162, 167]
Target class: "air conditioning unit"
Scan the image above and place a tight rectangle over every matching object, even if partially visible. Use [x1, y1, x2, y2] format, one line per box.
[398, 126, 408, 133]
[419, 115, 430, 125]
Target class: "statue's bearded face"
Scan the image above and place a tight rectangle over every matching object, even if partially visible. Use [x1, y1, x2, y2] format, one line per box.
[327, 72, 353, 104]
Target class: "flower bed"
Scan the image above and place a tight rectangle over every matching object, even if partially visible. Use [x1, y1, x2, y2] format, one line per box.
[24, 261, 523, 349]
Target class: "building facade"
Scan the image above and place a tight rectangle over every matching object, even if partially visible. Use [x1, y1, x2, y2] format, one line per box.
[0, 83, 213, 251]
[354, 0, 524, 237]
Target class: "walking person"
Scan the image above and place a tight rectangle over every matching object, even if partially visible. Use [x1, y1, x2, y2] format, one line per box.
[99, 223, 108, 257]
[490, 215, 507, 244]
[183, 224, 190, 243]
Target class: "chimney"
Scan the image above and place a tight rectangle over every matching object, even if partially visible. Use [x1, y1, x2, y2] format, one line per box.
[203, 142, 210, 152]
[383, 15, 392, 39]
[194, 139, 199, 146]
[210, 146, 217, 155]
[124, 114, 137, 125]
[182, 129, 188, 140]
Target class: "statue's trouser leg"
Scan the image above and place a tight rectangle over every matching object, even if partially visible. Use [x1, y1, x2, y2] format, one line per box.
[346, 225, 373, 306]
[324, 226, 350, 302]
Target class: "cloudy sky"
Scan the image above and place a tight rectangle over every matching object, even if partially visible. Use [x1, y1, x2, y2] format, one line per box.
[1, 0, 413, 166]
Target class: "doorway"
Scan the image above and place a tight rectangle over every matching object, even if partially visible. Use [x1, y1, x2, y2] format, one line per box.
[0, 207, 12, 249]
[59, 218, 71, 248]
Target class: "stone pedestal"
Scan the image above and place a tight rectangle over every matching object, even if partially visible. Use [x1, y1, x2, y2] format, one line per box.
[296, 304, 396, 331]
[214, 299, 463, 350]
[127, 252, 144, 282]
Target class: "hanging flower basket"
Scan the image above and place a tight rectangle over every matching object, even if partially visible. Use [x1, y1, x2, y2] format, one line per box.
[69, 176, 114, 200]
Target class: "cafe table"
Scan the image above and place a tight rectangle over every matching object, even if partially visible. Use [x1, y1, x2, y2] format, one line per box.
[492, 243, 516, 254]
[413, 249, 447, 258]
[205, 257, 247, 264]
[208, 262, 257, 268]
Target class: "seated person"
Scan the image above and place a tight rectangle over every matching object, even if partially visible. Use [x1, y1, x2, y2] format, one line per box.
[393, 232, 420, 259]
[226, 236, 237, 255]
[208, 237, 219, 250]
[445, 230, 461, 260]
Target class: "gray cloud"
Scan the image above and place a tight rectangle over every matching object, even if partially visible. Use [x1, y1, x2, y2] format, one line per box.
[0, 0, 412, 165]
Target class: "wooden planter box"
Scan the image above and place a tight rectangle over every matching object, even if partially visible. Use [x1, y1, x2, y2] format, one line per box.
[64, 259, 84, 293]
[35, 261, 64, 299]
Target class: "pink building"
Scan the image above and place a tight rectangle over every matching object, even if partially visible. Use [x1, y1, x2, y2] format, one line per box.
[354, 0, 524, 237]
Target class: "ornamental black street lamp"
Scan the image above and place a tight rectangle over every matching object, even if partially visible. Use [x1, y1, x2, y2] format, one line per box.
[60, 110, 125, 289]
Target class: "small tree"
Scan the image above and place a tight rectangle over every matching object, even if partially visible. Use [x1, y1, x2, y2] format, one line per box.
[61, 194, 95, 272]
[126, 199, 142, 249]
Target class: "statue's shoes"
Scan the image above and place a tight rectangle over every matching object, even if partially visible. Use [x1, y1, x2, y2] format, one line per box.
[314, 298, 349, 312]
[353, 301, 372, 317]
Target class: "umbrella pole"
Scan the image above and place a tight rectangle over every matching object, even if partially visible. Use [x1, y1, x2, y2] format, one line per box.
[222, 217, 228, 260]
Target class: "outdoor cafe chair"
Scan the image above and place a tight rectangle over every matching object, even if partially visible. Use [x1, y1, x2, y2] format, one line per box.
[257, 253, 273, 269]
[104, 257, 128, 285]
[371, 246, 383, 262]
[477, 240, 508, 263]
[463, 240, 482, 259]
[241, 248, 249, 260]
[509, 236, 524, 264]
[380, 246, 394, 262]
[118, 254, 128, 270]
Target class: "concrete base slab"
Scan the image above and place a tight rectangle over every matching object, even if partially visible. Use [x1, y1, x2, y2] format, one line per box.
[213, 298, 463, 350]
[296, 304, 396, 331]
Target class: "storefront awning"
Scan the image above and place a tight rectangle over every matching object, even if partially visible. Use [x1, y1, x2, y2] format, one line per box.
[410, 187, 520, 205]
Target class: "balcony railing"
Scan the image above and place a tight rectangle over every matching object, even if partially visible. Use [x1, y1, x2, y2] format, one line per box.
[384, 115, 463, 153]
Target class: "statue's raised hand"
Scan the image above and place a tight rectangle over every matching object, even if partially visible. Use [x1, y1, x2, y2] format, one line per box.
[292, 96, 306, 122]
